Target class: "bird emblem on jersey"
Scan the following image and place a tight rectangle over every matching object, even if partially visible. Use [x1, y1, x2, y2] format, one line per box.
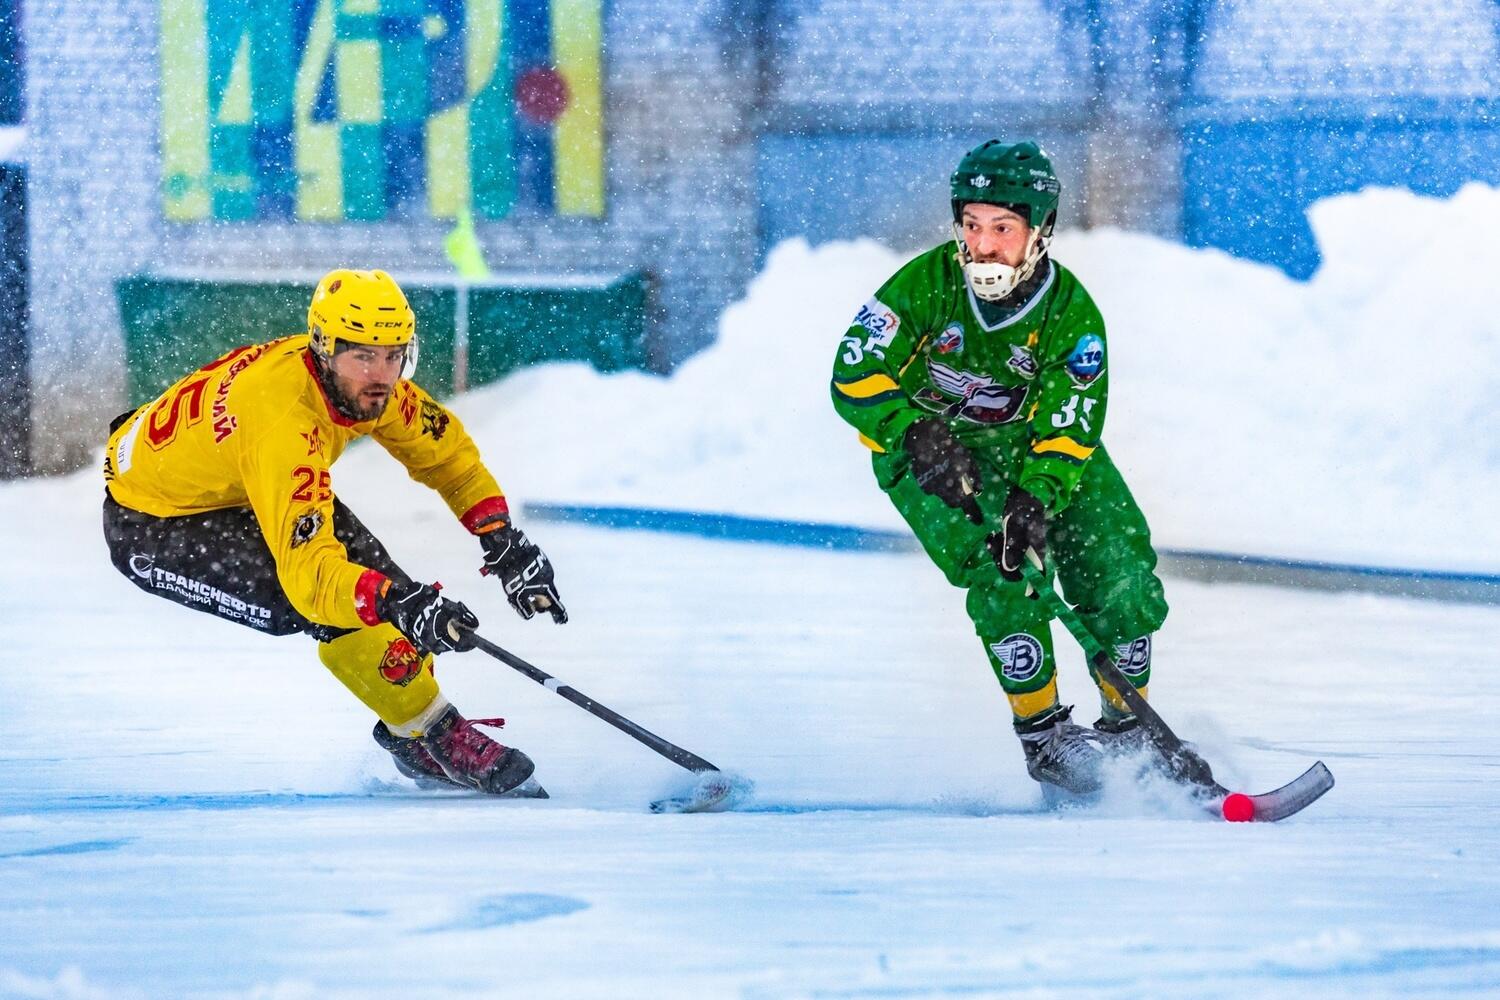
[918, 360, 1030, 425]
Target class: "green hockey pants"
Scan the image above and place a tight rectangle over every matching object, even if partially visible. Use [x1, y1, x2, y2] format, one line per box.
[876, 444, 1168, 730]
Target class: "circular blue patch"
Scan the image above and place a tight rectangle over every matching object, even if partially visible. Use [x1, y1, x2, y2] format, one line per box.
[1066, 333, 1105, 383]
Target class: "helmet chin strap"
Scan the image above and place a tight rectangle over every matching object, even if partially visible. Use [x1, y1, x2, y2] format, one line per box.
[952, 222, 1052, 302]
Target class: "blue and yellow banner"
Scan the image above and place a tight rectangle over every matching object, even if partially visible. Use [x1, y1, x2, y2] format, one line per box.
[160, 0, 605, 222]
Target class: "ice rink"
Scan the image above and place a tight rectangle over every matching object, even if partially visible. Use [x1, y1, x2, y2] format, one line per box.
[4, 472, 1499, 997]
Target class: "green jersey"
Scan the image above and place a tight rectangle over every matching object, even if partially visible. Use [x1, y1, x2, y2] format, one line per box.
[830, 245, 1109, 513]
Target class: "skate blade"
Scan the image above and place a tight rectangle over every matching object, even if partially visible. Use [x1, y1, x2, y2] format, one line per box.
[498, 776, 549, 799]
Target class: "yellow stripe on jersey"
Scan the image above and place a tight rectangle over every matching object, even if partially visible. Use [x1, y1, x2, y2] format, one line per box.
[1031, 436, 1096, 461]
[833, 373, 900, 400]
[858, 433, 886, 453]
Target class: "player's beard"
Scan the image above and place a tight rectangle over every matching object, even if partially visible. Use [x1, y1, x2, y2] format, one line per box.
[322, 366, 392, 423]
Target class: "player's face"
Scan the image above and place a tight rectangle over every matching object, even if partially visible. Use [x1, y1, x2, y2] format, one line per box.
[329, 343, 407, 421]
[961, 204, 1032, 268]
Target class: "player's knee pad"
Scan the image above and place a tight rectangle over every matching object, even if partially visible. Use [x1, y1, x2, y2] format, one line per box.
[317, 624, 439, 727]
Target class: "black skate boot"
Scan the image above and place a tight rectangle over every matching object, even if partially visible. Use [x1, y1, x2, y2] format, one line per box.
[372, 720, 464, 790]
[418, 705, 541, 796]
[1018, 706, 1105, 795]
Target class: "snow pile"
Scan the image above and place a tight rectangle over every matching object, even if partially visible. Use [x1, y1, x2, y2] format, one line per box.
[439, 182, 1500, 572]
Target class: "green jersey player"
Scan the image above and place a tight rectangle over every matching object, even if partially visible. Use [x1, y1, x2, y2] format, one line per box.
[830, 140, 1169, 795]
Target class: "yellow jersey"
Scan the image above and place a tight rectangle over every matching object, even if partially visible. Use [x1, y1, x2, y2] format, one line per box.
[104, 336, 508, 630]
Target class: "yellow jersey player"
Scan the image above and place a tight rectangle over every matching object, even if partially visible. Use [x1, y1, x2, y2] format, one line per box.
[102, 269, 566, 796]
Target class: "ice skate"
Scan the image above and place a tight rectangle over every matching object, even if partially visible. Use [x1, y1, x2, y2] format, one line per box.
[372, 720, 464, 790]
[417, 705, 545, 797]
[1020, 707, 1106, 796]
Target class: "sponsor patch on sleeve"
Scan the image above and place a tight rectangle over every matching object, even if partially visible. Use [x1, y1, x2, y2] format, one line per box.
[1065, 333, 1105, 384]
[853, 297, 902, 348]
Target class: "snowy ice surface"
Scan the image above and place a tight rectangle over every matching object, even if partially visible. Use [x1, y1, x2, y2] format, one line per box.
[4, 473, 1500, 996]
[3, 184, 1500, 995]
[436, 182, 1500, 573]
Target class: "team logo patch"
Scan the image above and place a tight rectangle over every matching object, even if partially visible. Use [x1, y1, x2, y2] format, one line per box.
[934, 323, 964, 355]
[1113, 635, 1152, 678]
[420, 400, 449, 441]
[290, 509, 324, 549]
[398, 386, 418, 428]
[379, 637, 426, 686]
[1006, 344, 1038, 378]
[990, 633, 1045, 683]
[918, 360, 1029, 425]
[1066, 334, 1105, 385]
[854, 298, 901, 344]
[302, 427, 324, 458]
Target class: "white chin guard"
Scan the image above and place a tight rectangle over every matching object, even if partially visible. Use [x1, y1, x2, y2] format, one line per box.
[953, 223, 1051, 302]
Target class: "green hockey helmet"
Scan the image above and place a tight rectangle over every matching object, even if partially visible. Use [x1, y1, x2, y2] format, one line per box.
[949, 139, 1060, 228]
[949, 140, 1060, 301]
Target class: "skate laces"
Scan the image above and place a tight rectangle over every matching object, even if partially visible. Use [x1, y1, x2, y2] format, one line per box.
[1037, 724, 1099, 768]
[438, 716, 508, 773]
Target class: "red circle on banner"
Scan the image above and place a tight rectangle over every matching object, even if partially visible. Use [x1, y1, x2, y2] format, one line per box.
[516, 66, 571, 125]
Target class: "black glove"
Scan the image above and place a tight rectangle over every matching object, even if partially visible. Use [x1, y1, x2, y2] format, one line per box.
[479, 525, 568, 624]
[903, 418, 984, 524]
[987, 486, 1048, 583]
[378, 579, 479, 655]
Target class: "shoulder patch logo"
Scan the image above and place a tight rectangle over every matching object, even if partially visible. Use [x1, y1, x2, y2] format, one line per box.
[934, 323, 964, 355]
[1066, 333, 1105, 385]
[420, 400, 449, 441]
[399, 386, 418, 428]
[990, 633, 1045, 683]
[854, 298, 901, 346]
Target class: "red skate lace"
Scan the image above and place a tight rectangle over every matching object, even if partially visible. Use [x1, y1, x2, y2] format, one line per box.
[441, 716, 508, 772]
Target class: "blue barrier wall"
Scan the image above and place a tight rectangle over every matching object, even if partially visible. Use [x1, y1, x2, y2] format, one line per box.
[1183, 0, 1500, 276]
[1182, 104, 1500, 279]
